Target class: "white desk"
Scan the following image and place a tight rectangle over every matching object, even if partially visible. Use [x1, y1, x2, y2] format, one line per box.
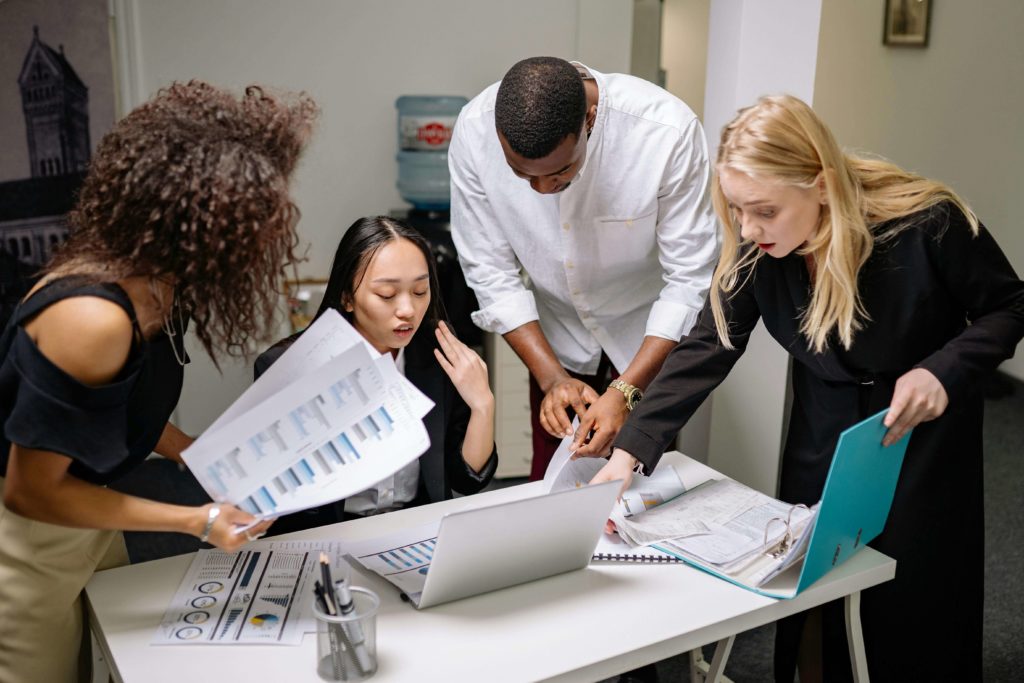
[86, 456, 895, 683]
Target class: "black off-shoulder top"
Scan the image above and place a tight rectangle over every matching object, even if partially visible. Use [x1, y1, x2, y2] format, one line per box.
[0, 277, 186, 485]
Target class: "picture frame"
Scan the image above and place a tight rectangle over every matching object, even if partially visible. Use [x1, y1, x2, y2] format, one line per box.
[883, 0, 931, 47]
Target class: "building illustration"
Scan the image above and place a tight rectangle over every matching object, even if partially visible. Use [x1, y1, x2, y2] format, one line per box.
[0, 26, 90, 269]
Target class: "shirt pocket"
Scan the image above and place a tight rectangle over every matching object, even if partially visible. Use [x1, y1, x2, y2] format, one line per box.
[592, 208, 659, 274]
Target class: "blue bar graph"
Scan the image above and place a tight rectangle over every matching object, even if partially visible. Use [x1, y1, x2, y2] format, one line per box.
[298, 459, 315, 483]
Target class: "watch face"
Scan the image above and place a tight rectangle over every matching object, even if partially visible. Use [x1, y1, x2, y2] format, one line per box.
[627, 389, 642, 410]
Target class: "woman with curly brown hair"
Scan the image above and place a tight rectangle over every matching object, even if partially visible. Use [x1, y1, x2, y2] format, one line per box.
[0, 80, 317, 683]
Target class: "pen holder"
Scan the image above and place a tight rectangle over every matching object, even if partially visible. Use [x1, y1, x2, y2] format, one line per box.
[312, 586, 380, 681]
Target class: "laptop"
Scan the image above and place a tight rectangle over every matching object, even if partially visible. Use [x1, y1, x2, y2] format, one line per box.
[348, 480, 621, 608]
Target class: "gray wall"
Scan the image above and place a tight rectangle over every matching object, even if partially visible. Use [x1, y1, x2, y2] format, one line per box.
[111, 0, 634, 435]
[814, 0, 1024, 380]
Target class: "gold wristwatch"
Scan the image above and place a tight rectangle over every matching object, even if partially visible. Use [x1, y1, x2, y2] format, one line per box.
[608, 379, 643, 411]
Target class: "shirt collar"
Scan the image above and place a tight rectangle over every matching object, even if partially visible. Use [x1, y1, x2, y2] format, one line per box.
[568, 62, 606, 185]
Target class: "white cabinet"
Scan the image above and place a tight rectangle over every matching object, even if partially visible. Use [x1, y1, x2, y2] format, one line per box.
[484, 333, 533, 478]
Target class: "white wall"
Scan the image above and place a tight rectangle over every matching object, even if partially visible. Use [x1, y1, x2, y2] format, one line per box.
[659, 0, 713, 461]
[110, 0, 633, 435]
[701, 0, 823, 495]
[813, 0, 1024, 381]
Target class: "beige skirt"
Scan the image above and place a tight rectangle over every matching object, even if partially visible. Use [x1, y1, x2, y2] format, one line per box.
[0, 480, 129, 683]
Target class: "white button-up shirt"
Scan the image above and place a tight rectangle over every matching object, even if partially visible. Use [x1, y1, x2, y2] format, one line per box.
[449, 64, 719, 375]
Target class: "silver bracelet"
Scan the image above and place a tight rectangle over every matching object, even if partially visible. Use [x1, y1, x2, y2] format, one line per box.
[199, 505, 221, 543]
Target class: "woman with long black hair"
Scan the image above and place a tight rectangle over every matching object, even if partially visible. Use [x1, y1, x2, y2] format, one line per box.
[256, 216, 496, 531]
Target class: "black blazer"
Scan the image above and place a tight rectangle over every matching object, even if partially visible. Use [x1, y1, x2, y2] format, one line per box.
[254, 321, 497, 525]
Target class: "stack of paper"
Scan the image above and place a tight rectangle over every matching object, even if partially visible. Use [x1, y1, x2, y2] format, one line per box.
[612, 478, 817, 587]
[182, 310, 434, 519]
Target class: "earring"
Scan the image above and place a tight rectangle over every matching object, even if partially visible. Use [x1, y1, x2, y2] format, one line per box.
[161, 292, 188, 367]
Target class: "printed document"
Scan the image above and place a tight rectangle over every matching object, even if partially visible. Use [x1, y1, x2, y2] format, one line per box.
[345, 522, 441, 601]
[182, 311, 432, 518]
[542, 431, 691, 518]
[154, 539, 343, 645]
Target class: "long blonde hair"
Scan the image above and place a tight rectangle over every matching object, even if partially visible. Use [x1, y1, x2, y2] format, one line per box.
[710, 94, 978, 353]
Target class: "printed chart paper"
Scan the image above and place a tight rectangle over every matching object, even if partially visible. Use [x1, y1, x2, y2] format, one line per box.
[182, 312, 433, 518]
[346, 522, 441, 600]
[154, 539, 343, 645]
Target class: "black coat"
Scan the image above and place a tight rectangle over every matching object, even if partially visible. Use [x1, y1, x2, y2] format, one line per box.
[615, 204, 1024, 681]
[254, 322, 497, 532]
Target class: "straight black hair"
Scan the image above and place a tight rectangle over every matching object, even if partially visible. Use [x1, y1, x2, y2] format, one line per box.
[313, 216, 446, 330]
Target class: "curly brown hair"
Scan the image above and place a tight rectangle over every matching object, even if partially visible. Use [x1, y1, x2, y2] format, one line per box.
[49, 80, 318, 360]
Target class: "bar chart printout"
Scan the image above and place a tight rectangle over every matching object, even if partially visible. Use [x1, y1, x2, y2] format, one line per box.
[347, 522, 442, 597]
[184, 340, 430, 518]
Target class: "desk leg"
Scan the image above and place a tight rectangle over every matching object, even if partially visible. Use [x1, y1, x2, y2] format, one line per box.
[688, 636, 736, 683]
[844, 591, 869, 683]
[90, 629, 111, 683]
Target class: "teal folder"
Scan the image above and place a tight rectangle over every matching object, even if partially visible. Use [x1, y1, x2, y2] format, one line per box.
[654, 409, 909, 599]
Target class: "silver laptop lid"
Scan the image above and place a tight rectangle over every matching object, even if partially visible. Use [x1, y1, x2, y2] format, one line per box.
[415, 480, 620, 608]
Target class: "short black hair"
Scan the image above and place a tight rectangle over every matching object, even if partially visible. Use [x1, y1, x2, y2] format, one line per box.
[495, 57, 586, 159]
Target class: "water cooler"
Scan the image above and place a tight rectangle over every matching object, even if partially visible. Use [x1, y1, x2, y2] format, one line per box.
[392, 96, 480, 347]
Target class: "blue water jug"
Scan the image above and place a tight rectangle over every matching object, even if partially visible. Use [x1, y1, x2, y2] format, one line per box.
[395, 95, 467, 151]
[395, 150, 451, 211]
[395, 96, 467, 209]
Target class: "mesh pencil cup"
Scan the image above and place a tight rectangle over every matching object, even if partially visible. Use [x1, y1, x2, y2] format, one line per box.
[312, 586, 380, 681]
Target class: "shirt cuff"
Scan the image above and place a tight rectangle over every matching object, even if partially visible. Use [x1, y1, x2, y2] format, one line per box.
[645, 300, 702, 342]
[613, 423, 666, 475]
[470, 290, 539, 334]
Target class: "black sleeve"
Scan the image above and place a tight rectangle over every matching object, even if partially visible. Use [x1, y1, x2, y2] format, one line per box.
[613, 276, 762, 474]
[443, 381, 497, 495]
[914, 206, 1024, 403]
[253, 335, 299, 381]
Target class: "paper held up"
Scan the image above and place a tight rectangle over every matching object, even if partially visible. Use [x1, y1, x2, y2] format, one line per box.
[182, 310, 434, 518]
[541, 426, 690, 519]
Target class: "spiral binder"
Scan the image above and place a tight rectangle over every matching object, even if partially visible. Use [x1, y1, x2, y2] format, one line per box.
[592, 551, 683, 564]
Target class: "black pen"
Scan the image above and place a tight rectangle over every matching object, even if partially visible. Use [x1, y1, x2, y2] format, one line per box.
[320, 552, 337, 613]
[313, 580, 347, 679]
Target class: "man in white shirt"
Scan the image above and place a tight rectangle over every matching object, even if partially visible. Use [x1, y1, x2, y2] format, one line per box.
[450, 57, 718, 481]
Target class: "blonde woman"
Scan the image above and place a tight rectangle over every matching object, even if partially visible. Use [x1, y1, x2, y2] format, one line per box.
[590, 95, 1024, 680]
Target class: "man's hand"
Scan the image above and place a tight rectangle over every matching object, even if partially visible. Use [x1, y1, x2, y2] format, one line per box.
[570, 389, 628, 457]
[882, 367, 948, 447]
[540, 376, 600, 438]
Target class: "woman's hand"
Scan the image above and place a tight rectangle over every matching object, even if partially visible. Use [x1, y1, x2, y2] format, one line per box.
[194, 503, 275, 553]
[589, 448, 638, 495]
[589, 448, 639, 533]
[883, 367, 948, 447]
[434, 321, 493, 412]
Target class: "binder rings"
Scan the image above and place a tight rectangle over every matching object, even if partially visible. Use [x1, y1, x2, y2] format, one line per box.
[653, 409, 909, 599]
